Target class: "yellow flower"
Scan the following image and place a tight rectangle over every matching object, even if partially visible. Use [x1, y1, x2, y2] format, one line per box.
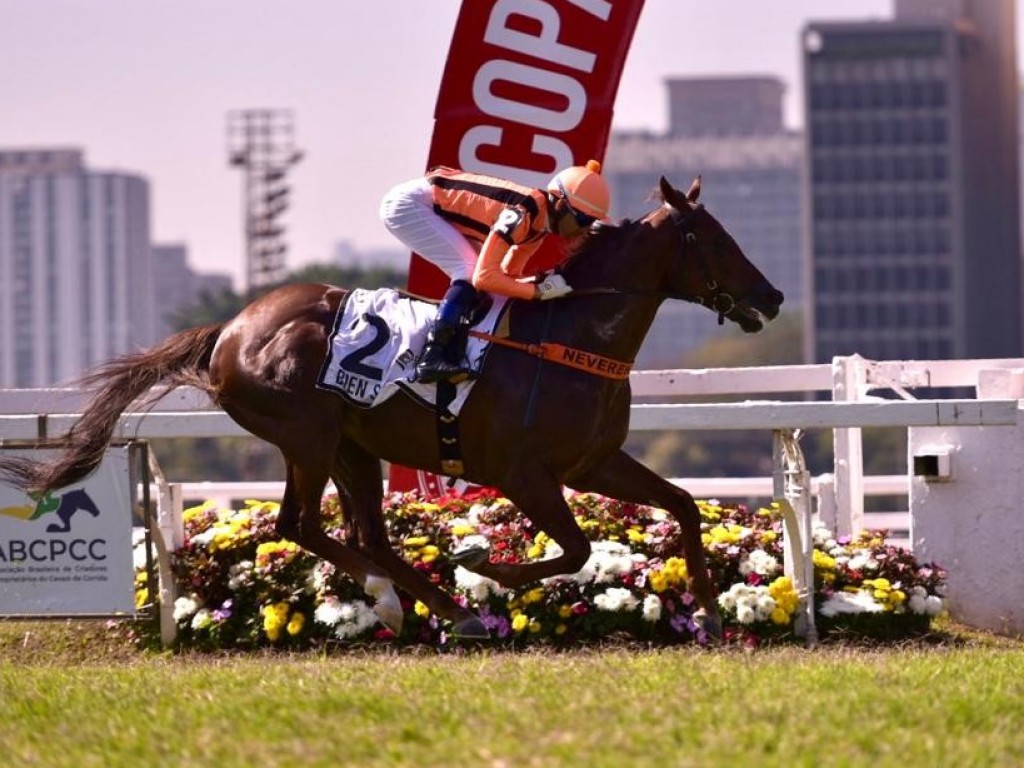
[648, 571, 668, 593]
[760, 530, 778, 543]
[768, 576, 799, 618]
[770, 607, 789, 625]
[523, 587, 545, 605]
[813, 550, 837, 571]
[890, 589, 906, 606]
[287, 612, 306, 636]
[450, 523, 475, 537]
[511, 614, 529, 633]
[255, 540, 300, 568]
[558, 604, 573, 619]
[528, 619, 542, 634]
[135, 587, 149, 609]
[626, 528, 646, 543]
[414, 601, 430, 618]
[403, 536, 431, 548]
[262, 601, 290, 642]
[555, 623, 568, 636]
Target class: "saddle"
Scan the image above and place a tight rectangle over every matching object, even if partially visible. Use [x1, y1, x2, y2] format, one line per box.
[316, 288, 508, 477]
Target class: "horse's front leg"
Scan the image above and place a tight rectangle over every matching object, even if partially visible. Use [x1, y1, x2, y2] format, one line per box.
[459, 468, 593, 588]
[568, 449, 723, 640]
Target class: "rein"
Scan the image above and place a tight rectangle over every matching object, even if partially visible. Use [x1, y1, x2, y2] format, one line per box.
[468, 330, 632, 380]
[461, 202, 735, 381]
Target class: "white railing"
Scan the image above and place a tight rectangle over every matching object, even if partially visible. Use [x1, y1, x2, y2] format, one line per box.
[3, 354, 1022, 645]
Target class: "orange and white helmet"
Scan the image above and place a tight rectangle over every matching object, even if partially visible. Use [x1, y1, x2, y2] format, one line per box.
[548, 159, 611, 222]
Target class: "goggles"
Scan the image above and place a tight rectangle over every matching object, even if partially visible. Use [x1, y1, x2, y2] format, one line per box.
[556, 179, 598, 227]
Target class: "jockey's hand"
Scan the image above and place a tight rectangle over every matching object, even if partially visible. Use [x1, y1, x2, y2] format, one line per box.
[536, 273, 572, 300]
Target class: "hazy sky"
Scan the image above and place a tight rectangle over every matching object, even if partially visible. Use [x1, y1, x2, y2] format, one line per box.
[0, 0, 941, 287]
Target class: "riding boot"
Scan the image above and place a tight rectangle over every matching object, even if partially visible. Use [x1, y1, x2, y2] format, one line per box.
[416, 280, 479, 384]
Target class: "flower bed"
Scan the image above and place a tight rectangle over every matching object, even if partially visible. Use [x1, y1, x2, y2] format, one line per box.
[144, 490, 948, 650]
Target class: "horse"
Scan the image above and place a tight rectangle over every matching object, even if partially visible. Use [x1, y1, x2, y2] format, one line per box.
[0, 175, 783, 640]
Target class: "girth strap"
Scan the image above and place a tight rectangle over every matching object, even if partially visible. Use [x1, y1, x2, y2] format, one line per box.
[468, 331, 633, 380]
[435, 379, 465, 478]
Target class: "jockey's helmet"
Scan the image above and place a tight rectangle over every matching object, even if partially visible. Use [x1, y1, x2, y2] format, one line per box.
[548, 159, 611, 222]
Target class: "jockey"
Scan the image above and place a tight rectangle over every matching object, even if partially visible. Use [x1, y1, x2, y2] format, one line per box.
[380, 159, 611, 384]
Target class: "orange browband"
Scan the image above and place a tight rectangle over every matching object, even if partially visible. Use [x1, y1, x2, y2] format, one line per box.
[469, 331, 632, 380]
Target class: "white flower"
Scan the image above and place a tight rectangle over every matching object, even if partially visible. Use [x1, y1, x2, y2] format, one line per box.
[173, 595, 199, 622]
[717, 583, 775, 624]
[846, 552, 879, 571]
[594, 587, 639, 613]
[333, 600, 378, 640]
[909, 593, 944, 616]
[191, 608, 213, 631]
[812, 524, 836, 547]
[924, 595, 944, 616]
[819, 590, 884, 617]
[642, 594, 662, 623]
[227, 560, 253, 591]
[314, 597, 344, 626]
[575, 541, 636, 585]
[316, 597, 378, 638]
[454, 566, 508, 602]
[466, 504, 490, 524]
[739, 549, 780, 577]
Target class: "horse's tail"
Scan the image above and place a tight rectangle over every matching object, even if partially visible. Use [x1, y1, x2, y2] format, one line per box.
[0, 324, 224, 495]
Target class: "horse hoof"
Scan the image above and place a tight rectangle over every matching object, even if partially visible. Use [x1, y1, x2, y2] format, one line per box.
[450, 617, 489, 639]
[693, 609, 723, 642]
[450, 544, 489, 569]
[364, 575, 404, 634]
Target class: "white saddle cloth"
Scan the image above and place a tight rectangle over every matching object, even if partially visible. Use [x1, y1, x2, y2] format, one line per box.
[316, 287, 508, 415]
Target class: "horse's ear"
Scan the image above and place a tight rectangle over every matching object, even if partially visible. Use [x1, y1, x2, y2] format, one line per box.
[659, 176, 683, 208]
[686, 175, 702, 203]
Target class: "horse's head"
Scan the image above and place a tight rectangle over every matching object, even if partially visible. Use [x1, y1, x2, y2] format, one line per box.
[657, 176, 784, 332]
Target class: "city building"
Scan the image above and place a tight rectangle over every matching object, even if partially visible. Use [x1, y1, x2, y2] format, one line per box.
[803, 0, 1021, 363]
[151, 243, 233, 340]
[0, 148, 156, 386]
[604, 77, 803, 368]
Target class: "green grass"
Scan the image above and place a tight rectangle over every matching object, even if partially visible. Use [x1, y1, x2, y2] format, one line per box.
[1, 621, 1023, 767]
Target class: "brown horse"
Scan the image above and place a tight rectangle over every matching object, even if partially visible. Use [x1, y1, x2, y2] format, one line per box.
[0, 176, 782, 640]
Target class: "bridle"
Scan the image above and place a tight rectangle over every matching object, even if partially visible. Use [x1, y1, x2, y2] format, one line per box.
[567, 203, 738, 324]
[668, 203, 736, 325]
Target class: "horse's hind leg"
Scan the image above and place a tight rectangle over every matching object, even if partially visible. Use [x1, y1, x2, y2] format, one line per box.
[331, 445, 487, 638]
[568, 449, 723, 640]
[275, 458, 404, 633]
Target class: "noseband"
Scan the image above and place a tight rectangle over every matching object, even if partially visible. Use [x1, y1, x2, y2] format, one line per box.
[668, 204, 735, 324]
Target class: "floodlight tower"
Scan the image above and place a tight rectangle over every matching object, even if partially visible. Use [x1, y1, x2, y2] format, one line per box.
[227, 109, 303, 295]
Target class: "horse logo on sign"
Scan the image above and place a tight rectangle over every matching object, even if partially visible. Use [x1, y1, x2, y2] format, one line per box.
[0, 489, 101, 533]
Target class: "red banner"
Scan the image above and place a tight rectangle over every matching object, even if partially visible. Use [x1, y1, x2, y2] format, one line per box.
[390, 0, 645, 497]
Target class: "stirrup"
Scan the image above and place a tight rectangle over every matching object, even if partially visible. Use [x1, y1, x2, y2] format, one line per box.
[416, 359, 475, 384]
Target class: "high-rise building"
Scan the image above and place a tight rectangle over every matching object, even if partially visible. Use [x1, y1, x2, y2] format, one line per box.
[0, 149, 156, 386]
[803, 0, 1021, 363]
[151, 243, 233, 340]
[604, 77, 803, 368]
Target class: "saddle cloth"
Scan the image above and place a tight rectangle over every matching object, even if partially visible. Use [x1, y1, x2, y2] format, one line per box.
[316, 287, 508, 414]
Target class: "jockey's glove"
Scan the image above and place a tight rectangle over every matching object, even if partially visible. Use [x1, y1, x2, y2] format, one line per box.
[536, 273, 572, 300]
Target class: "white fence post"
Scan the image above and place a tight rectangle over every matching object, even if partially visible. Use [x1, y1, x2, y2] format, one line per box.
[773, 429, 818, 647]
[832, 355, 865, 538]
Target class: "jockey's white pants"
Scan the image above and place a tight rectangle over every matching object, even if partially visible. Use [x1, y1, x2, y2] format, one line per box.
[379, 177, 477, 283]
